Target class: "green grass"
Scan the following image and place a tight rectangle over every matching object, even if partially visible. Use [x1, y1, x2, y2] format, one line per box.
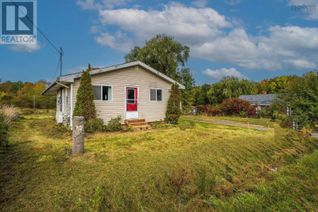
[183, 115, 276, 127]
[0, 113, 317, 211]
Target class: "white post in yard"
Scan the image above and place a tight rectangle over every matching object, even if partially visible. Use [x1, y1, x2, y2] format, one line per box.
[72, 116, 85, 155]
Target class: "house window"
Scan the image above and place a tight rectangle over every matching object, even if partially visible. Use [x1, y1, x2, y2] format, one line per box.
[58, 90, 63, 112]
[150, 88, 162, 101]
[93, 85, 112, 101]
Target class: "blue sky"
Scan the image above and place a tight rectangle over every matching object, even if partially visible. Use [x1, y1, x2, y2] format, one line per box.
[1, 0, 318, 85]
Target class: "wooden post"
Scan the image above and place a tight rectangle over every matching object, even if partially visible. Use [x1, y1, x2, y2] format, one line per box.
[72, 116, 84, 155]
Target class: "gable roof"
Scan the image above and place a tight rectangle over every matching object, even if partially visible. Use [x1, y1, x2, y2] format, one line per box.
[42, 61, 185, 95]
[239, 94, 277, 106]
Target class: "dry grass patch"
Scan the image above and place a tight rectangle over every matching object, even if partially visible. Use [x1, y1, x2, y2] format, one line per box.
[0, 113, 317, 211]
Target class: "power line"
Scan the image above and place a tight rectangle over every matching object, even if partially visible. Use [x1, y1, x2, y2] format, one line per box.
[9, 0, 64, 76]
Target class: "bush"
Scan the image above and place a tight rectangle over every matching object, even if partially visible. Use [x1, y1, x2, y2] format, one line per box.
[196, 105, 209, 114]
[85, 118, 106, 133]
[1, 105, 20, 123]
[220, 98, 256, 117]
[178, 120, 195, 130]
[0, 114, 8, 147]
[105, 116, 122, 132]
[84, 116, 122, 133]
[195, 105, 222, 116]
[207, 106, 222, 116]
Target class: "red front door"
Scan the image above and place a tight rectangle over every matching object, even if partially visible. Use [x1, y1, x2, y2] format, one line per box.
[126, 87, 138, 111]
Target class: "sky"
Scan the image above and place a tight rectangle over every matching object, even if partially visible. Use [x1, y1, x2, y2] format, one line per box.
[0, 0, 318, 85]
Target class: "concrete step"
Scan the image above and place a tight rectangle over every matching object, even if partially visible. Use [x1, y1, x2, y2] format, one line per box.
[128, 122, 147, 126]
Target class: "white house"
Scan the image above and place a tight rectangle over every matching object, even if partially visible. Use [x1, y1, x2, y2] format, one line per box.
[42, 61, 184, 126]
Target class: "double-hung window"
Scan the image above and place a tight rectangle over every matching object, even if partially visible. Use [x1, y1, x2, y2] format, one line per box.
[93, 85, 112, 101]
[150, 88, 162, 101]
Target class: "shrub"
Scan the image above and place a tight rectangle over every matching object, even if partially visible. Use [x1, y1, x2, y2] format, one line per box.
[165, 84, 181, 124]
[106, 116, 122, 132]
[0, 114, 8, 147]
[179, 120, 195, 130]
[207, 106, 222, 116]
[84, 117, 122, 133]
[220, 98, 256, 117]
[1, 105, 20, 124]
[85, 118, 106, 133]
[73, 65, 96, 122]
[280, 116, 293, 128]
[196, 105, 209, 114]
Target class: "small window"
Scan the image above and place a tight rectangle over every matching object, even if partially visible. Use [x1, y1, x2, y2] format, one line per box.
[157, 89, 162, 101]
[93, 85, 112, 101]
[150, 89, 156, 101]
[150, 88, 162, 101]
[102, 86, 112, 100]
[59, 89, 63, 112]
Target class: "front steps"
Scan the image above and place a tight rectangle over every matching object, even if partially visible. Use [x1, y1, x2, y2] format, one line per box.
[125, 119, 151, 130]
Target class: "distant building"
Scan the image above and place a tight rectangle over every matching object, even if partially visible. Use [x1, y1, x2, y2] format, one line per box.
[239, 94, 277, 111]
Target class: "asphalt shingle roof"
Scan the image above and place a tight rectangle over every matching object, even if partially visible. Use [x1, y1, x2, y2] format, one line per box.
[239, 94, 277, 106]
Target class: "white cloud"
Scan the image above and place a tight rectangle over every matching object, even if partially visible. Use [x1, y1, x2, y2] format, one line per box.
[9, 43, 42, 52]
[98, 4, 231, 47]
[77, 0, 131, 10]
[81, 2, 318, 71]
[77, 0, 96, 10]
[95, 31, 133, 52]
[225, 0, 241, 6]
[193, 26, 318, 70]
[203, 68, 246, 80]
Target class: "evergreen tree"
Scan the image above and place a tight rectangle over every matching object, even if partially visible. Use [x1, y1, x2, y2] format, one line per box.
[73, 65, 96, 121]
[165, 83, 181, 124]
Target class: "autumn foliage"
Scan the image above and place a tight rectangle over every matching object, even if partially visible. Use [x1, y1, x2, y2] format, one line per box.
[220, 98, 256, 117]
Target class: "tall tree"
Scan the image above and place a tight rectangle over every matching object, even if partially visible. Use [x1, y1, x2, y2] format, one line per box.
[73, 65, 96, 121]
[283, 71, 318, 127]
[177, 68, 195, 112]
[260, 75, 299, 94]
[165, 84, 181, 124]
[125, 34, 190, 80]
[207, 77, 257, 105]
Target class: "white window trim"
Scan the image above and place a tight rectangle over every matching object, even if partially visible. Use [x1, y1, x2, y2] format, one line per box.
[93, 84, 113, 101]
[150, 88, 163, 102]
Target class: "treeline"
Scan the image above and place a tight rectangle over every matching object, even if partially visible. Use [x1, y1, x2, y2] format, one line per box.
[190, 72, 318, 128]
[0, 81, 55, 109]
[188, 75, 299, 107]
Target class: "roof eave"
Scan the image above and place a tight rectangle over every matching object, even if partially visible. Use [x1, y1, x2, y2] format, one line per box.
[41, 81, 70, 95]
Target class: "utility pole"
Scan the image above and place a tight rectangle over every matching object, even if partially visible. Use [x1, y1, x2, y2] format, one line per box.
[59, 48, 64, 76]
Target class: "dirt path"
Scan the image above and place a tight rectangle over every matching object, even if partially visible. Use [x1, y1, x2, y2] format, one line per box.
[183, 117, 270, 131]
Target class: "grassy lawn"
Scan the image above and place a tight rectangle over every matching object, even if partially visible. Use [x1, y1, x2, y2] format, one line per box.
[0, 113, 318, 211]
[182, 115, 276, 127]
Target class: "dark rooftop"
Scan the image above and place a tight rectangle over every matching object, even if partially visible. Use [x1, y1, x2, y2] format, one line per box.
[239, 94, 277, 106]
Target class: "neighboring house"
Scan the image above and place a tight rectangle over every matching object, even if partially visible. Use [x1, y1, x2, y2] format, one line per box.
[42, 61, 184, 126]
[239, 94, 277, 111]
